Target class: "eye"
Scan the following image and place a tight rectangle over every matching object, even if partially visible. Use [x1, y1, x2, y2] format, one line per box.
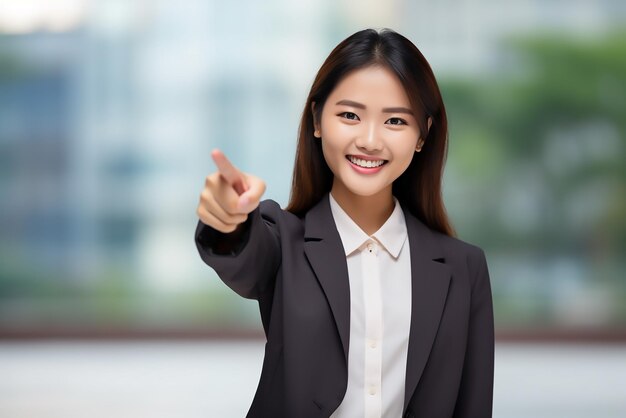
[387, 117, 407, 126]
[338, 112, 360, 121]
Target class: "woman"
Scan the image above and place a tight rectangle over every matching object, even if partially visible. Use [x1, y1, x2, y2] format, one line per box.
[195, 28, 494, 418]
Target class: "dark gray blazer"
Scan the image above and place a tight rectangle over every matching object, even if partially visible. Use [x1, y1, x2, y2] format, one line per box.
[195, 193, 494, 418]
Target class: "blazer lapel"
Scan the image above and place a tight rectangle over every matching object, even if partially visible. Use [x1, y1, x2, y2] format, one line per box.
[303, 194, 351, 363]
[402, 207, 452, 411]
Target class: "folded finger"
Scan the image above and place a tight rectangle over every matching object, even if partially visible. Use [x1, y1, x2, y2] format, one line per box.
[203, 190, 249, 223]
[197, 204, 242, 234]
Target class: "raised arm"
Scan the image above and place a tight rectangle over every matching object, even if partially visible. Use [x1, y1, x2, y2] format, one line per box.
[195, 149, 280, 300]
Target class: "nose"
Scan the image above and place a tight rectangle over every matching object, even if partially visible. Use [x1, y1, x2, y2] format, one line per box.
[354, 122, 383, 152]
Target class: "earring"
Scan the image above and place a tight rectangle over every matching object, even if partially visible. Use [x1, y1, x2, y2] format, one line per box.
[314, 130, 320, 138]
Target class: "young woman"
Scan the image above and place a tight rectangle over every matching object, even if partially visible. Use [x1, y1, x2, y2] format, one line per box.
[195, 28, 494, 418]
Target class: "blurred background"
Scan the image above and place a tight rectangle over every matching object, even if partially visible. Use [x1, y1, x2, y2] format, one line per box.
[0, 0, 624, 417]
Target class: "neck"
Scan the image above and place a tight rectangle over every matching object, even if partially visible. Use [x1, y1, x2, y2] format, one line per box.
[330, 184, 395, 236]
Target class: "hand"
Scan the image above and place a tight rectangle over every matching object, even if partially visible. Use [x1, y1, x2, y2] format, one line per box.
[197, 149, 266, 233]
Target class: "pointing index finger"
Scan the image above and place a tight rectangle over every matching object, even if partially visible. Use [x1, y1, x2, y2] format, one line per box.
[211, 149, 248, 195]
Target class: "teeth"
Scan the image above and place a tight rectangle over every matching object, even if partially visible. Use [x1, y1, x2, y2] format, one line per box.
[348, 156, 385, 168]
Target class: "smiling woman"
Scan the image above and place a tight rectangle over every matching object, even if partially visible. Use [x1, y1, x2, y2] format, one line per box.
[311, 65, 427, 233]
[289, 29, 452, 240]
[195, 28, 494, 418]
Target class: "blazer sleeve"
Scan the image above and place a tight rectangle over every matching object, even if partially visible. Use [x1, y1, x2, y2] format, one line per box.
[453, 247, 495, 417]
[194, 199, 282, 300]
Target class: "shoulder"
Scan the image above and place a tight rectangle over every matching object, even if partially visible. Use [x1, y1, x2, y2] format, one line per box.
[257, 198, 305, 231]
[437, 232, 486, 262]
[258, 199, 300, 220]
[440, 234, 490, 289]
[258, 199, 282, 217]
[425, 227, 489, 283]
[402, 205, 486, 265]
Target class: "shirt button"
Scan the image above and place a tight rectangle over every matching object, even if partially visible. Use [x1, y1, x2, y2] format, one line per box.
[369, 339, 377, 348]
[369, 386, 377, 395]
[367, 243, 374, 252]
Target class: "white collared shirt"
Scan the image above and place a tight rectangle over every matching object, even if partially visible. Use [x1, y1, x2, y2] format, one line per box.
[328, 193, 412, 418]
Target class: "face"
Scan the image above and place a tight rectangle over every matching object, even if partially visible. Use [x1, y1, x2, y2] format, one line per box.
[313, 65, 428, 202]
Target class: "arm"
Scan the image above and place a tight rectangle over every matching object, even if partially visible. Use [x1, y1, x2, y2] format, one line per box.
[195, 199, 281, 300]
[453, 248, 495, 417]
[195, 149, 279, 300]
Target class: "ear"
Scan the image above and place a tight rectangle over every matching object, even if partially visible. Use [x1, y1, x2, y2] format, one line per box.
[311, 101, 321, 138]
[416, 117, 432, 152]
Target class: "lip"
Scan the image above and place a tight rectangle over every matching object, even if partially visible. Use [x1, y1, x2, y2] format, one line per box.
[345, 155, 387, 174]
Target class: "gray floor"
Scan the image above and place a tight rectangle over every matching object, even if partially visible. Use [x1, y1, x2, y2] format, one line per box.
[0, 341, 624, 417]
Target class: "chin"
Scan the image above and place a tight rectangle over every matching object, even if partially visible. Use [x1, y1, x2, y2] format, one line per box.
[348, 188, 384, 198]
[342, 182, 392, 199]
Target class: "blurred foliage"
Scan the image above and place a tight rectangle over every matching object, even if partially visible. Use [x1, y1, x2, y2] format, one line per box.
[444, 29, 625, 259]
[442, 29, 626, 327]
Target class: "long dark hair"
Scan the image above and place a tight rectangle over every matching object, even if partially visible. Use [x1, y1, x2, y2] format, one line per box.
[286, 28, 455, 237]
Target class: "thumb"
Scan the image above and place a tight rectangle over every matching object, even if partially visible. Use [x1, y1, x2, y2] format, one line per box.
[236, 176, 265, 213]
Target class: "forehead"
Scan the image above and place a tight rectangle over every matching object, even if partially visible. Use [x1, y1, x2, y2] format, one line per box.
[328, 66, 411, 107]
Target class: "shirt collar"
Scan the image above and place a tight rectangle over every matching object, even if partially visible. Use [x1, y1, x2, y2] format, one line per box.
[329, 192, 408, 259]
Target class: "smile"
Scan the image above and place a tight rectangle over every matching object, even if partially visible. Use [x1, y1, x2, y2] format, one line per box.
[346, 155, 387, 168]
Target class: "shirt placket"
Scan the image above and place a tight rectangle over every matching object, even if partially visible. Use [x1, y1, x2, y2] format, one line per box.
[362, 239, 382, 418]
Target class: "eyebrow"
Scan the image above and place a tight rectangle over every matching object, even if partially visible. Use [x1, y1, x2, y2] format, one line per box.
[335, 99, 414, 115]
